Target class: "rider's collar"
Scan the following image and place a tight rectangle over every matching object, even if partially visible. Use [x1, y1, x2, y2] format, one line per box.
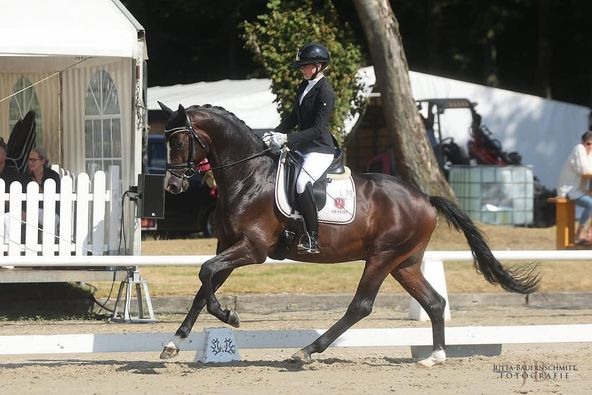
[305, 73, 324, 83]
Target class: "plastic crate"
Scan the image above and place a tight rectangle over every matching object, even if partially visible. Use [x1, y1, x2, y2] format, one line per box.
[449, 165, 534, 226]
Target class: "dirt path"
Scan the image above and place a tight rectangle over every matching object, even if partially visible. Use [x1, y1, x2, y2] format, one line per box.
[1, 305, 591, 394]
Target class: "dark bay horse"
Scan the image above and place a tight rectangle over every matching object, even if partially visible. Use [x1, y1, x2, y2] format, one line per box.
[157, 102, 539, 367]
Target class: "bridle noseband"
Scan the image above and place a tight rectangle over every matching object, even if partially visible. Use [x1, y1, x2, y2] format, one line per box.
[164, 114, 210, 180]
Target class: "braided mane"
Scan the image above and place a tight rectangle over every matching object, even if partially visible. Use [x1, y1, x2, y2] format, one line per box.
[187, 104, 255, 135]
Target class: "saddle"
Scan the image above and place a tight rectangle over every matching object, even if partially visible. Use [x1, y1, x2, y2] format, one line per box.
[274, 148, 355, 225]
[271, 147, 355, 259]
[284, 148, 346, 211]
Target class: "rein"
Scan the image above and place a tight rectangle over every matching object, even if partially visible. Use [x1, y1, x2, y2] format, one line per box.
[164, 123, 272, 179]
[207, 147, 272, 171]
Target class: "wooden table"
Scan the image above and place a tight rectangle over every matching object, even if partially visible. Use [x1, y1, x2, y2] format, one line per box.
[547, 197, 575, 249]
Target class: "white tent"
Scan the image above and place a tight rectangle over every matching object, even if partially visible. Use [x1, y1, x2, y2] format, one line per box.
[148, 79, 280, 130]
[405, 70, 591, 190]
[0, 0, 147, 253]
[149, 67, 590, 189]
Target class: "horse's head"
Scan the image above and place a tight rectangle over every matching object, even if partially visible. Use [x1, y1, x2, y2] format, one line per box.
[159, 101, 210, 194]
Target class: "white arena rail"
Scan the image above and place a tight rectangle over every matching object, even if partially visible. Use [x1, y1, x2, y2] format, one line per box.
[3, 250, 591, 322]
[4, 249, 592, 266]
[1, 324, 592, 360]
[1, 251, 591, 360]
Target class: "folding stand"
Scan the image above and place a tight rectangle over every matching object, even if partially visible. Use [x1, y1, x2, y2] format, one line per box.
[111, 268, 156, 323]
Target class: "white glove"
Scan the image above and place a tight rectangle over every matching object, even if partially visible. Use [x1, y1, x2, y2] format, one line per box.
[262, 131, 288, 147]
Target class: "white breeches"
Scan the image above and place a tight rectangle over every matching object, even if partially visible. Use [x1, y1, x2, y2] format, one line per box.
[296, 152, 334, 194]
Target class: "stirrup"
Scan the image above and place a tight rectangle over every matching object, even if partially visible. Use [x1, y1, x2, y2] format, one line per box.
[297, 233, 319, 254]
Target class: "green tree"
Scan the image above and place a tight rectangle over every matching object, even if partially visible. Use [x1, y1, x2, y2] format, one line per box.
[242, 0, 364, 143]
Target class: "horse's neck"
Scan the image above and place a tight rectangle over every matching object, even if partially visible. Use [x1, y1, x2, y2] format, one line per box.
[212, 155, 274, 203]
[198, 111, 274, 201]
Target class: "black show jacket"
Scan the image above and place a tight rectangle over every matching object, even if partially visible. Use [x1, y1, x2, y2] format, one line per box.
[274, 76, 336, 154]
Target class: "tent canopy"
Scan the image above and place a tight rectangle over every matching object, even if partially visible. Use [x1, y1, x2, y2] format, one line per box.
[0, 0, 145, 60]
[0, 0, 147, 254]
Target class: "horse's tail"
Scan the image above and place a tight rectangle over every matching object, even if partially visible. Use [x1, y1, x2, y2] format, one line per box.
[429, 195, 539, 294]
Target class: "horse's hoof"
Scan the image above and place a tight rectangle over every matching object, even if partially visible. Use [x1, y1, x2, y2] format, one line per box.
[290, 349, 312, 364]
[160, 342, 180, 360]
[227, 309, 240, 328]
[417, 349, 446, 368]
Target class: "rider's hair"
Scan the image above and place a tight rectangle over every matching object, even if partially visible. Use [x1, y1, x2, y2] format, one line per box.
[581, 130, 592, 143]
[31, 147, 51, 168]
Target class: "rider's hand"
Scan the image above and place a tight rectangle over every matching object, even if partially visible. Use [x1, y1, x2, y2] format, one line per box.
[262, 131, 287, 148]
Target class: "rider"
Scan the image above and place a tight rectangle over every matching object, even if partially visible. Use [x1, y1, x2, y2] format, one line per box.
[263, 43, 336, 254]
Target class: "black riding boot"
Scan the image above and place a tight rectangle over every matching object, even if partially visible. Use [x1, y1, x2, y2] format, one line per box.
[297, 183, 320, 254]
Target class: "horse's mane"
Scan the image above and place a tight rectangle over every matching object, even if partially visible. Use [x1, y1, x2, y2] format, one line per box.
[186, 104, 276, 169]
[187, 104, 258, 138]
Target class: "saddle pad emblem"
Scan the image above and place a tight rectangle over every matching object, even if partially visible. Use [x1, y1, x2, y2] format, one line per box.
[274, 152, 356, 224]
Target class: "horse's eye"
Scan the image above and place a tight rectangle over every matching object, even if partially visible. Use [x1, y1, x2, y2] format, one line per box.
[171, 140, 184, 150]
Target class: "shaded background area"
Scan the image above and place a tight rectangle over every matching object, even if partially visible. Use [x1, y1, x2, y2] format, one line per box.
[121, 0, 591, 108]
[0, 283, 97, 320]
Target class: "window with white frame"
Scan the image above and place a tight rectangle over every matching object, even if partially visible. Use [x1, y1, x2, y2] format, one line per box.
[84, 70, 122, 176]
[9, 77, 43, 147]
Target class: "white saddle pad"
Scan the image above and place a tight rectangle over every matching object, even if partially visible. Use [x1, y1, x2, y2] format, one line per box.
[274, 150, 356, 224]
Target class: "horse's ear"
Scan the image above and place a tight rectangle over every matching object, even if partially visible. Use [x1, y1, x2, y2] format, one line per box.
[177, 104, 186, 116]
[158, 101, 174, 114]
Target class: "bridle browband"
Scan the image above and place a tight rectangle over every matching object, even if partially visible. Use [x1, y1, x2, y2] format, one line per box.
[164, 114, 271, 181]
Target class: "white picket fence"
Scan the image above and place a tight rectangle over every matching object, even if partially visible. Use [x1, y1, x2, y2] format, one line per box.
[0, 167, 121, 256]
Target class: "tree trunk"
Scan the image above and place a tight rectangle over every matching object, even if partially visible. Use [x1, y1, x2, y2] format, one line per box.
[352, 0, 455, 200]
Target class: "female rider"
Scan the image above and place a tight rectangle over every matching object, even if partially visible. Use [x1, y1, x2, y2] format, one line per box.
[263, 43, 336, 254]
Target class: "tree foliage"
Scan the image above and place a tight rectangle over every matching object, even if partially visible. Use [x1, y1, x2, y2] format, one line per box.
[121, 0, 591, 108]
[242, 0, 364, 142]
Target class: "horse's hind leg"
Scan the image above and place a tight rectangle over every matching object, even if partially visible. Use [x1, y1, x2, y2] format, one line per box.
[391, 254, 447, 367]
[160, 268, 234, 359]
[291, 256, 390, 363]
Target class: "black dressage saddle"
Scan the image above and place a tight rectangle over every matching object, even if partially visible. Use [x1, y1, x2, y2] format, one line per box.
[284, 146, 345, 212]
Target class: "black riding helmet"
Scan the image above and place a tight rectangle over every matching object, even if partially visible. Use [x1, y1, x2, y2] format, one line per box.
[291, 43, 330, 68]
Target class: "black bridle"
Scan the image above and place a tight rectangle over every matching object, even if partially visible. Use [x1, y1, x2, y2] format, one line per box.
[164, 114, 209, 180]
[164, 115, 272, 181]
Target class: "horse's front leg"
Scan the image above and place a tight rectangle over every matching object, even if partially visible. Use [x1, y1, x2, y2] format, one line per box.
[160, 268, 233, 360]
[199, 237, 265, 326]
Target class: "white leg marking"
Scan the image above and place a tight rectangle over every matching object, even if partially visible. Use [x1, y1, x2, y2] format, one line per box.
[163, 335, 185, 350]
[164, 341, 178, 349]
[417, 349, 446, 368]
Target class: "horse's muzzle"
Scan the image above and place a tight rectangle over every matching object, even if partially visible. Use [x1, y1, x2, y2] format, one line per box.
[166, 178, 189, 195]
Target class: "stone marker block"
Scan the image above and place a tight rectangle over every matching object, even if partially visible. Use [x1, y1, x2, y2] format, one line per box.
[195, 327, 240, 363]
